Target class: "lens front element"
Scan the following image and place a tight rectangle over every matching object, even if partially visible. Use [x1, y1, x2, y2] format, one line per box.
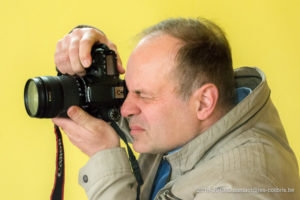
[25, 79, 39, 116]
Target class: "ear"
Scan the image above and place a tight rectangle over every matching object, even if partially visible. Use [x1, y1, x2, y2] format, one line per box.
[192, 83, 219, 120]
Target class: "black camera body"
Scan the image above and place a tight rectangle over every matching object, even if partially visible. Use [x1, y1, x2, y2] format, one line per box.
[24, 43, 127, 121]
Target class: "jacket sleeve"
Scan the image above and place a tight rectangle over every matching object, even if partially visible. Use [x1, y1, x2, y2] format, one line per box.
[78, 147, 138, 200]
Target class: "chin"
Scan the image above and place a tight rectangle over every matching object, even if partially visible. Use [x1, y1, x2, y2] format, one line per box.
[133, 145, 150, 154]
[133, 142, 154, 154]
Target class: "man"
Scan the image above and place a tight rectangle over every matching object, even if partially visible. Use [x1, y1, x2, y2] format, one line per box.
[52, 18, 300, 199]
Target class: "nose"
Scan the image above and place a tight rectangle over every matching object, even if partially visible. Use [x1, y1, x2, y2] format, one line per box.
[121, 93, 141, 117]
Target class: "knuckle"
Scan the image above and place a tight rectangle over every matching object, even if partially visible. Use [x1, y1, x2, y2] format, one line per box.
[56, 39, 63, 49]
[72, 65, 84, 74]
[80, 37, 92, 46]
[87, 28, 106, 41]
[60, 54, 70, 64]
[71, 28, 81, 35]
[69, 38, 80, 57]
[63, 34, 70, 40]
[87, 27, 96, 34]
[80, 27, 96, 37]
[57, 57, 72, 75]
[68, 46, 79, 57]
[70, 36, 80, 45]
[74, 110, 87, 123]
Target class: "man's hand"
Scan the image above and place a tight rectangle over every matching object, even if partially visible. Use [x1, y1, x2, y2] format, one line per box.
[52, 106, 120, 157]
[52, 27, 124, 156]
[54, 27, 125, 76]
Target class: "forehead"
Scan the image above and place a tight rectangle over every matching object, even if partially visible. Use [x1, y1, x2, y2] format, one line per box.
[125, 33, 183, 91]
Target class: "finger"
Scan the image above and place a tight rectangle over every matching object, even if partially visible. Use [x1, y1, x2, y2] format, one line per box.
[61, 35, 73, 75]
[56, 35, 74, 75]
[67, 106, 107, 132]
[116, 54, 125, 74]
[107, 41, 125, 74]
[54, 39, 66, 74]
[79, 28, 107, 68]
[52, 117, 89, 155]
[52, 117, 88, 139]
[52, 117, 78, 134]
[69, 36, 86, 76]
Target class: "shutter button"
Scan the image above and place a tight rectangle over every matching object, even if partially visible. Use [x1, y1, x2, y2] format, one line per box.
[83, 175, 88, 183]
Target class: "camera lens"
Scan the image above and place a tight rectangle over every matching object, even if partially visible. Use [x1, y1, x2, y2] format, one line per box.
[25, 80, 39, 116]
[24, 76, 83, 118]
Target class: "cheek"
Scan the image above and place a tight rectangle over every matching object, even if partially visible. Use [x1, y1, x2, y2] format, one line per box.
[144, 101, 187, 138]
[136, 99, 198, 152]
[159, 100, 197, 141]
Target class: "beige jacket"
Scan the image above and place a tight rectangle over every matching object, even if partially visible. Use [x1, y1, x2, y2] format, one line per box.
[78, 67, 300, 200]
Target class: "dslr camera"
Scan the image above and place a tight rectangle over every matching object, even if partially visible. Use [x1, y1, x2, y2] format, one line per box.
[24, 43, 127, 122]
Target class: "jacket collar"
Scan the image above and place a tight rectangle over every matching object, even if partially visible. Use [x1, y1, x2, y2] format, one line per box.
[165, 67, 270, 180]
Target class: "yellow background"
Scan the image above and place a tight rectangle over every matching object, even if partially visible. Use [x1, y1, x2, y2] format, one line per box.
[0, 0, 299, 199]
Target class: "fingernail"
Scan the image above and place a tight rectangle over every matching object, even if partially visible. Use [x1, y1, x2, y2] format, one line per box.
[67, 106, 77, 117]
[83, 59, 90, 67]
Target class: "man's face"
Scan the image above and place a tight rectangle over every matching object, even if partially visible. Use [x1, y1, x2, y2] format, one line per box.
[121, 33, 201, 154]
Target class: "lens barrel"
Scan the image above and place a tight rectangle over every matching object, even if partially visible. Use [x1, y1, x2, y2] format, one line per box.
[24, 75, 83, 118]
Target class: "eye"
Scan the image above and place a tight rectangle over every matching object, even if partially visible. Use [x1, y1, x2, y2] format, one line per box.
[134, 91, 151, 99]
[140, 94, 150, 99]
[138, 93, 148, 99]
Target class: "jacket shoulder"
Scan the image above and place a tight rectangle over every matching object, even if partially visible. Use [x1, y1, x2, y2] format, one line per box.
[169, 128, 300, 200]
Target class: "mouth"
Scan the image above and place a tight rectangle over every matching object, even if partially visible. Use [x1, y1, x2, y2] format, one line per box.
[129, 125, 145, 136]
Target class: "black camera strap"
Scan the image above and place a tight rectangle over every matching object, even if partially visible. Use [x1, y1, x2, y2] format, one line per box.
[111, 121, 144, 200]
[50, 123, 143, 200]
[51, 125, 65, 200]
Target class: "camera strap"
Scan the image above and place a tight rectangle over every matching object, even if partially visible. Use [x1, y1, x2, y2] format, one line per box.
[111, 121, 144, 200]
[51, 125, 65, 200]
[49, 123, 143, 200]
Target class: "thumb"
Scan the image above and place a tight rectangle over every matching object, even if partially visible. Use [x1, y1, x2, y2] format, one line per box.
[67, 106, 106, 130]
